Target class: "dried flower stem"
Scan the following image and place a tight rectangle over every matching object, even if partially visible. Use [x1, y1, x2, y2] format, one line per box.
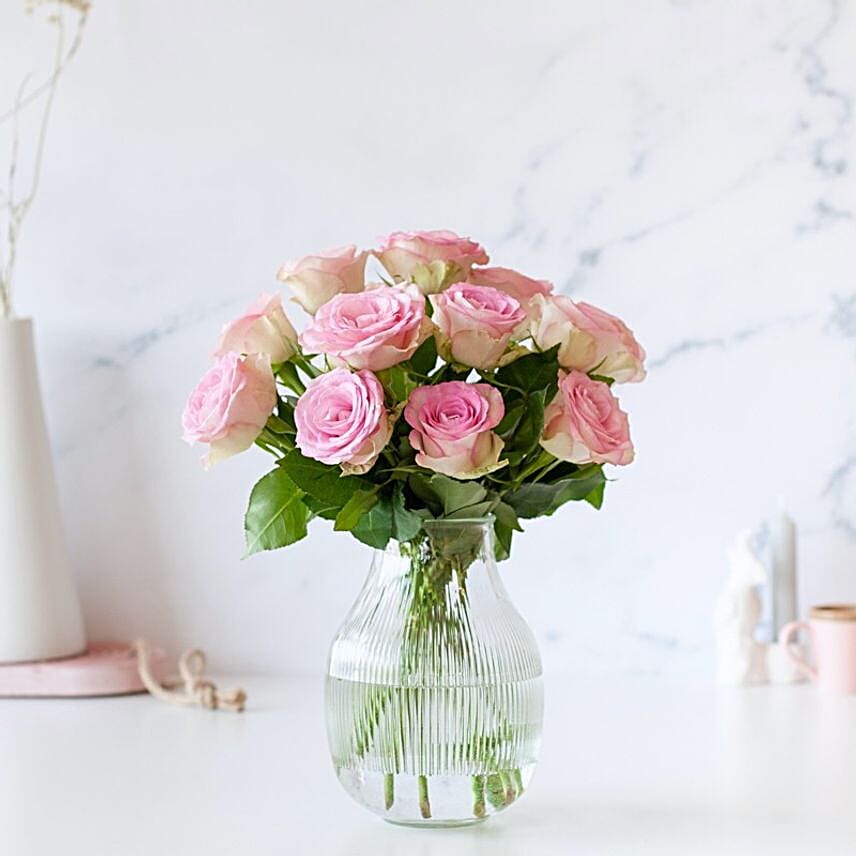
[0, 1, 90, 319]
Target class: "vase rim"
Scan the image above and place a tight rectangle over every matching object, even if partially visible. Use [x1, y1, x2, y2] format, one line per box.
[422, 515, 495, 527]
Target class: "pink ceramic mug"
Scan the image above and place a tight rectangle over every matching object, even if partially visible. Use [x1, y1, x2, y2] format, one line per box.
[779, 605, 856, 694]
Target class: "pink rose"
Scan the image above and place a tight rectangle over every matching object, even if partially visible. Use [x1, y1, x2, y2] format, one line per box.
[182, 353, 276, 469]
[299, 283, 430, 371]
[276, 245, 368, 314]
[468, 266, 554, 307]
[215, 293, 297, 362]
[430, 283, 528, 369]
[294, 368, 391, 473]
[541, 370, 634, 466]
[376, 229, 489, 293]
[404, 382, 506, 479]
[530, 295, 646, 383]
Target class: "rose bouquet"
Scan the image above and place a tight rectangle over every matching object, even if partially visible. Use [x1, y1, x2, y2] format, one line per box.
[183, 229, 645, 824]
[183, 230, 644, 557]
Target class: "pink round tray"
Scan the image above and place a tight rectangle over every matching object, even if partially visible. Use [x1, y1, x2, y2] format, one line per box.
[0, 641, 167, 698]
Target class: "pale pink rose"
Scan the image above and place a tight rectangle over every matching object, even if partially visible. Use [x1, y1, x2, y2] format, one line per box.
[182, 353, 276, 469]
[530, 294, 646, 383]
[276, 245, 368, 314]
[299, 283, 430, 371]
[468, 266, 554, 307]
[294, 368, 391, 472]
[541, 370, 634, 466]
[215, 293, 297, 362]
[404, 382, 506, 479]
[430, 283, 528, 369]
[376, 229, 489, 293]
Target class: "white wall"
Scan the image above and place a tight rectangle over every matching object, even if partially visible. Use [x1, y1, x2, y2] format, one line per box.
[2, 0, 854, 676]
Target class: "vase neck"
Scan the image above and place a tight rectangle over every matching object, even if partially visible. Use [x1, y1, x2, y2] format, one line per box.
[368, 519, 501, 603]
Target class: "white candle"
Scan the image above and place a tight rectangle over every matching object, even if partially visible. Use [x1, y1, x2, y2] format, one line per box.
[770, 502, 797, 636]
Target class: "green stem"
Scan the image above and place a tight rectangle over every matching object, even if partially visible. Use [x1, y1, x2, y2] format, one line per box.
[418, 774, 431, 819]
[355, 686, 396, 759]
[500, 770, 517, 804]
[513, 449, 555, 486]
[471, 775, 486, 818]
[376, 465, 424, 477]
[485, 773, 506, 810]
[293, 354, 322, 379]
[531, 458, 561, 484]
[254, 438, 284, 458]
[276, 362, 306, 394]
[349, 534, 525, 821]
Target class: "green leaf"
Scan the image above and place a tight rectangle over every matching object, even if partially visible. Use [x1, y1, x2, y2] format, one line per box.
[351, 495, 394, 549]
[494, 501, 523, 532]
[377, 364, 418, 404]
[280, 449, 367, 507]
[276, 397, 298, 432]
[391, 484, 423, 541]
[427, 363, 472, 385]
[506, 389, 546, 464]
[302, 495, 340, 521]
[584, 480, 606, 510]
[537, 460, 584, 483]
[409, 473, 487, 516]
[496, 399, 525, 438]
[505, 465, 606, 518]
[276, 362, 306, 395]
[265, 414, 293, 435]
[256, 427, 292, 455]
[334, 489, 380, 532]
[244, 468, 309, 556]
[446, 500, 498, 520]
[493, 521, 514, 561]
[493, 501, 522, 561]
[494, 345, 560, 396]
[407, 336, 438, 376]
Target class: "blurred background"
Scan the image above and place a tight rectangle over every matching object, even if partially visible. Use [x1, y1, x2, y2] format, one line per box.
[1, 0, 854, 677]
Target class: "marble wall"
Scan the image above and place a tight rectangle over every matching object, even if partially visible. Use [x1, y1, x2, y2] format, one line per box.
[2, 0, 854, 675]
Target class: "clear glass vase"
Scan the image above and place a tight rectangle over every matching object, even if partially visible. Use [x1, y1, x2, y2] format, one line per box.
[325, 517, 544, 826]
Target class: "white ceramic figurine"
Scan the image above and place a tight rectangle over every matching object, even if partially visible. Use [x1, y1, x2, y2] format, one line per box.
[715, 531, 769, 686]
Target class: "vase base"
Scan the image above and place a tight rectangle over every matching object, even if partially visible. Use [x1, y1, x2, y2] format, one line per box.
[384, 816, 489, 829]
[333, 766, 535, 825]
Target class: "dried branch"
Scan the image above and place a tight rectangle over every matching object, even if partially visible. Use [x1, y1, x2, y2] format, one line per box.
[0, 0, 90, 319]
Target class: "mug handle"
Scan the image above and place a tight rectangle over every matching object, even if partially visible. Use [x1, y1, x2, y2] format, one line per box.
[778, 620, 817, 681]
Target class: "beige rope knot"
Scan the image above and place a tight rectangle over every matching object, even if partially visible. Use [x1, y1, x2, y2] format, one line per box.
[133, 638, 246, 713]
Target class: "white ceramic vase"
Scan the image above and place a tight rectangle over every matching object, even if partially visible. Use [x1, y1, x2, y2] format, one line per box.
[0, 317, 86, 662]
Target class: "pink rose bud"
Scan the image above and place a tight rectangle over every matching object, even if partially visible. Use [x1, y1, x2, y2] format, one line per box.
[404, 381, 506, 480]
[294, 368, 391, 473]
[530, 295, 646, 383]
[430, 283, 528, 369]
[376, 229, 489, 293]
[299, 283, 430, 371]
[468, 266, 554, 308]
[541, 370, 634, 466]
[215, 293, 298, 363]
[182, 352, 276, 469]
[276, 245, 368, 314]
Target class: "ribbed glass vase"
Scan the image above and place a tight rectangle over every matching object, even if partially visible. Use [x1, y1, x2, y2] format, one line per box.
[325, 517, 543, 826]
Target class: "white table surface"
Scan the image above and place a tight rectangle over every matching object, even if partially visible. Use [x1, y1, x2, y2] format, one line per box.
[1, 675, 854, 856]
